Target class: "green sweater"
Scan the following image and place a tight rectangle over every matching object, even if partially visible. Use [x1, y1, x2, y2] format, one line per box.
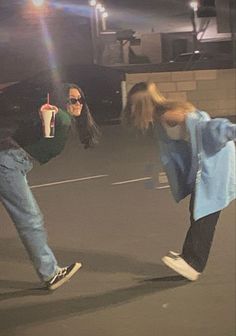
[25, 109, 72, 164]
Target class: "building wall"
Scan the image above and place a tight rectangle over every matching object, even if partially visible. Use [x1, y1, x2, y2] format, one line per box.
[140, 33, 162, 64]
[125, 68, 236, 117]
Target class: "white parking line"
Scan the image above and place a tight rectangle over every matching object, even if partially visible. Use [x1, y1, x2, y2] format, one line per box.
[156, 185, 170, 190]
[30, 174, 109, 189]
[30, 174, 170, 190]
[112, 177, 152, 185]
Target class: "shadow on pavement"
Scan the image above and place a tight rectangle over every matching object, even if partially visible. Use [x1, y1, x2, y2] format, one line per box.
[141, 275, 186, 282]
[0, 279, 38, 290]
[0, 286, 52, 302]
[0, 237, 173, 277]
[0, 276, 188, 333]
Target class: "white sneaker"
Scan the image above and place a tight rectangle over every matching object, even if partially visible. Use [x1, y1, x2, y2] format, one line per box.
[162, 254, 200, 281]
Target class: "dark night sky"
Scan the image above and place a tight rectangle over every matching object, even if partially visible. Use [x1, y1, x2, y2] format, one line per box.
[102, 0, 191, 33]
[104, 0, 188, 11]
[0, 0, 220, 82]
[0, 0, 192, 32]
[104, 0, 192, 33]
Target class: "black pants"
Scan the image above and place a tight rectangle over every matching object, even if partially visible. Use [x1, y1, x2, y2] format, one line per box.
[181, 194, 221, 273]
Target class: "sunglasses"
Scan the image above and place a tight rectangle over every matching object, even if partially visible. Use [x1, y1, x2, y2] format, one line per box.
[67, 97, 84, 105]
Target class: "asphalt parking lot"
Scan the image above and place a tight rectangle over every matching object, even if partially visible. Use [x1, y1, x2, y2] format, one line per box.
[0, 125, 235, 336]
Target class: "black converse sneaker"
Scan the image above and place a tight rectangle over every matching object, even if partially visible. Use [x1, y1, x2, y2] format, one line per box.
[46, 262, 82, 290]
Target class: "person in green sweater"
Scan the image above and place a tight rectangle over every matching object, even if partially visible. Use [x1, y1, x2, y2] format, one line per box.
[0, 83, 99, 290]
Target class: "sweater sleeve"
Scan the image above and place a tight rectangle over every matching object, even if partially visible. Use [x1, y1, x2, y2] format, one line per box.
[0, 116, 18, 141]
[24, 109, 72, 164]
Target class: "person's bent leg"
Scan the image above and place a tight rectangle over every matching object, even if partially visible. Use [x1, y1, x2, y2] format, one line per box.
[181, 195, 221, 273]
[162, 194, 220, 280]
[0, 150, 58, 281]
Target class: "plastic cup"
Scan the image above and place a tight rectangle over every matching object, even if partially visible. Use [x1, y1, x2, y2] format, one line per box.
[40, 105, 58, 138]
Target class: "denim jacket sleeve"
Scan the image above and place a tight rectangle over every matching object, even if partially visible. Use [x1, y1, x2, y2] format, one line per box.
[199, 118, 236, 155]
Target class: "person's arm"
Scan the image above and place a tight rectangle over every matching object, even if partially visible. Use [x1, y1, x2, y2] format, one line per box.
[200, 118, 236, 154]
[25, 109, 72, 164]
[0, 115, 18, 141]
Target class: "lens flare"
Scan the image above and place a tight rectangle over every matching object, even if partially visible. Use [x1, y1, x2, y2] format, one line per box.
[50, 2, 91, 18]
[38, 15, 61, 86]
[32, 0, 45, 7]
[35, 2, 92, 87]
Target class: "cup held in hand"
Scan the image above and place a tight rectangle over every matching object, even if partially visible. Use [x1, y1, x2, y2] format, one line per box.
[40, 104, 58, 138]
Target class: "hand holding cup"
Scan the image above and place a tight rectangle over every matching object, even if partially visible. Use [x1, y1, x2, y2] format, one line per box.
[40, 94, 58, 138]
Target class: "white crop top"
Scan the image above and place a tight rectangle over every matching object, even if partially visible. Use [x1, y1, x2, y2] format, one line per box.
[162, 122, 189, 141]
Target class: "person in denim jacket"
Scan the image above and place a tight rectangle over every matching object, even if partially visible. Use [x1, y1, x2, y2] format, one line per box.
[0, 83, 99, 289]
[123, 81, 235, 281]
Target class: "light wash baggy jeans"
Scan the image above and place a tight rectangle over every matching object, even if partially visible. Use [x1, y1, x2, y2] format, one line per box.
[0, 148, 58, 281]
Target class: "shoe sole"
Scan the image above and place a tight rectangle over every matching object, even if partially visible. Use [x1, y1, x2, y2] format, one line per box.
[168, 251, 180, 257]
[49, 262, 82, 290]
[162, 256, 200, 281]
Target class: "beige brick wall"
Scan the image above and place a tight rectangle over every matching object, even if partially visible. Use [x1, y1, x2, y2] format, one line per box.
[125, 69, 236, 117]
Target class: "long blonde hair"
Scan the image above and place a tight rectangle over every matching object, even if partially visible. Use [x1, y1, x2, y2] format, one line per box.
[123, 81, 195, 130]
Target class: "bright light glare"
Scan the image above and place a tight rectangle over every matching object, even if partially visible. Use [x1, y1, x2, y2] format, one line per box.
[39, 15, 61, 86]
[96, 3, 102, 10]
[89, 0, 97, 6]
[103, 11, 108, 18]
[189, 1, 198, 11]
[32, 0, 45, 7]
[99, 6, 105, 12]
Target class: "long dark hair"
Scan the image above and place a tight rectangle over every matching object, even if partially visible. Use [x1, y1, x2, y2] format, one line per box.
[51, 83, 100, 148]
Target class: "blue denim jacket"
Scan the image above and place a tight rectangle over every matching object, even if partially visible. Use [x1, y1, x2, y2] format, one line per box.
[156, 110, 236, 220]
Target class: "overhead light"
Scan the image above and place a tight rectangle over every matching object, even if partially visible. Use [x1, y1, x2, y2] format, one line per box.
[32, 0, 45, 7]
[103, 11, 108, 18]
[96, 3, 103, 10]
[189, 1, 198, 11]
[89, 0, 97, 6]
